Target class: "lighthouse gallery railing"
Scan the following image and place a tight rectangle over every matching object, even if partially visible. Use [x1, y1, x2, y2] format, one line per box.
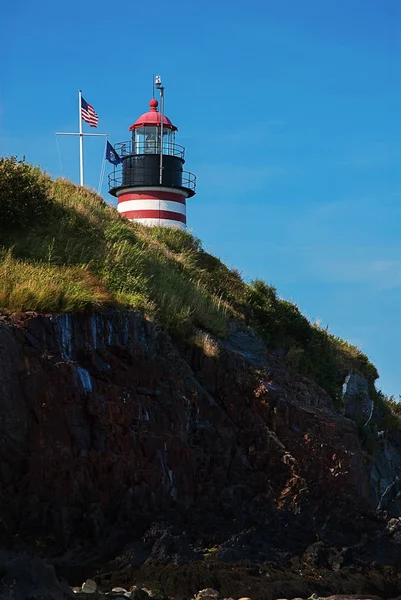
[114, 141, 186, 160]
[108, 168, 196, 194]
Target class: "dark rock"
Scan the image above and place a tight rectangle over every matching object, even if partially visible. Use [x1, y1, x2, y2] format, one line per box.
[301, 542, 328, 568]
[121, 541, 149, 568]
[193, 589, 221, 600]
[323, 596, 383, 600]
[129, 588, 150, 599]
[343, 372, 373, 424]
[0, 551, 73, 600]
[143, 525, 203, 565]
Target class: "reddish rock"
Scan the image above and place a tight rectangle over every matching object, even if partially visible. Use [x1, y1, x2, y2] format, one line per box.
[0, 310, 399, 575]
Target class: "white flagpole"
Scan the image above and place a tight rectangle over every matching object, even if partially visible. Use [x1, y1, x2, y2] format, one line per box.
[78, 90, 84, 186]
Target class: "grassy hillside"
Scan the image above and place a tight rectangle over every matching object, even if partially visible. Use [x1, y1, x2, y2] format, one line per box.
[0, 157, 380, 404]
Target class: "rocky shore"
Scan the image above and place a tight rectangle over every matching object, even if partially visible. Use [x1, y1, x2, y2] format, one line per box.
[1, 549, 401, 600]
[0, 312, 400, 600]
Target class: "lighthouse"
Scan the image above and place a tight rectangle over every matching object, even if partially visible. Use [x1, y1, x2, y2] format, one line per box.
[108, 79, 196, 229]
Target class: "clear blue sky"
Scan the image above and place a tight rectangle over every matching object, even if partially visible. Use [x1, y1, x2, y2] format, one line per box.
[2, 0, 400, 396]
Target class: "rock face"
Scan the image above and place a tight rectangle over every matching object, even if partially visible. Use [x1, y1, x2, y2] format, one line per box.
[0, 311, 400, 570]
[343, 372, 374, 425]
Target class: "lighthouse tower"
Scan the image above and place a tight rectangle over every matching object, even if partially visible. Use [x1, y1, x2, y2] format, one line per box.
[108, 87, 196, 229]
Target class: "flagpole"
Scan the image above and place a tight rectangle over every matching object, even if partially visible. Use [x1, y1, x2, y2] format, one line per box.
[78, 90, 84, 186]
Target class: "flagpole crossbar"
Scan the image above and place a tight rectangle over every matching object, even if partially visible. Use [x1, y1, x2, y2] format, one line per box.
[56, 133, 108, 137]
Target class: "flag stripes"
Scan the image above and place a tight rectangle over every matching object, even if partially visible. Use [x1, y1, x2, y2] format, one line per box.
[81, 97, 98, 128]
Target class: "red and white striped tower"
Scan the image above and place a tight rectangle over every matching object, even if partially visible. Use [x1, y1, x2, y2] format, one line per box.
[108, 84, 196, 229]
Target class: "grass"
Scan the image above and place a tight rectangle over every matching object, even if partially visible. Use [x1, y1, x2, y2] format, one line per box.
[0, 250, 110, 312]
[0, 156, 387, 404]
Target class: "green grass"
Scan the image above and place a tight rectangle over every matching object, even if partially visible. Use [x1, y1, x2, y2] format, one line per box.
[0, 250, 110, 312]
[0, 156, 385, 403]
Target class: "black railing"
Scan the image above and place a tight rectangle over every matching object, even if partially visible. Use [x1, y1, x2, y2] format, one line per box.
[108, 168, 196, 195]
[115, 140, 185, 160]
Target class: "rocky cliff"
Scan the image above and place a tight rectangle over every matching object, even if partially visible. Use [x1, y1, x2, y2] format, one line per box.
[0, 309, 400, 600]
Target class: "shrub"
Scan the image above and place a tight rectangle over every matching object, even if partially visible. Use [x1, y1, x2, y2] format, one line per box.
[246, 279, 311, 346]
[372, 390, 401, 431]
[0, 157, 52, 231]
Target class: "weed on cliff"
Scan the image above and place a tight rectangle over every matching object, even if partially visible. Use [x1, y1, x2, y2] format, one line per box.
[244, 278, 378, 402]
[371, 390, 401, 431]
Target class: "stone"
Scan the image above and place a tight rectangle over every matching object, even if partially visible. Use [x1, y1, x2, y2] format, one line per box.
[82, 579, 97, 593]
[194, 589, 221, 600]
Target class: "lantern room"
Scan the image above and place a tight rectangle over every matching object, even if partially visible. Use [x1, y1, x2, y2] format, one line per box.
[130, 98, 177, 156]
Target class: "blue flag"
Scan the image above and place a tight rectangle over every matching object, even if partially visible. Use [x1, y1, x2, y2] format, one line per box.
[106, 141, 122, 165]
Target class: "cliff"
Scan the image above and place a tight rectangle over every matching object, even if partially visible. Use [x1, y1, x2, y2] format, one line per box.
[1, 309, 401, 597]
[0, 158, 401, 599]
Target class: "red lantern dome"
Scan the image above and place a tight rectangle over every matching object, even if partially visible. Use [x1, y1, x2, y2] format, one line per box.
[129, 99, 177, 132]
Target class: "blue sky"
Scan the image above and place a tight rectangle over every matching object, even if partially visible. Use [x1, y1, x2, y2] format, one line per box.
[2, 0, 400, 396]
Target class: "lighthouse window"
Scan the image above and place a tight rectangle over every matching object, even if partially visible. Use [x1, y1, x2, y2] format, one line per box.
[134, 127, 160, 154]
[145, 130, 158, 154]
[133, 126, 177, 155]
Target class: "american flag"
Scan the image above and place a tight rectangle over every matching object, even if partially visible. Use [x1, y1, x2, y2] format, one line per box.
[81, 96, 98, 128]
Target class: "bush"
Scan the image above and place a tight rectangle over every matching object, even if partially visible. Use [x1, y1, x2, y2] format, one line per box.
[246, 279, 311, 346]
[0, 157, 52, 231]
[372, 390, 401, 431]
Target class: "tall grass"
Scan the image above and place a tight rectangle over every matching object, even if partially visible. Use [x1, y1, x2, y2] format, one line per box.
[0, 157, 381, 401]
[0, 250, 109, 312]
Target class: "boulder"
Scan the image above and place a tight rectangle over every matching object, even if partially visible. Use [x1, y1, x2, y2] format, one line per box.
[343, 372, 373, 424]
[82, 579, 97, 593]
[193, 589, 221, 600]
